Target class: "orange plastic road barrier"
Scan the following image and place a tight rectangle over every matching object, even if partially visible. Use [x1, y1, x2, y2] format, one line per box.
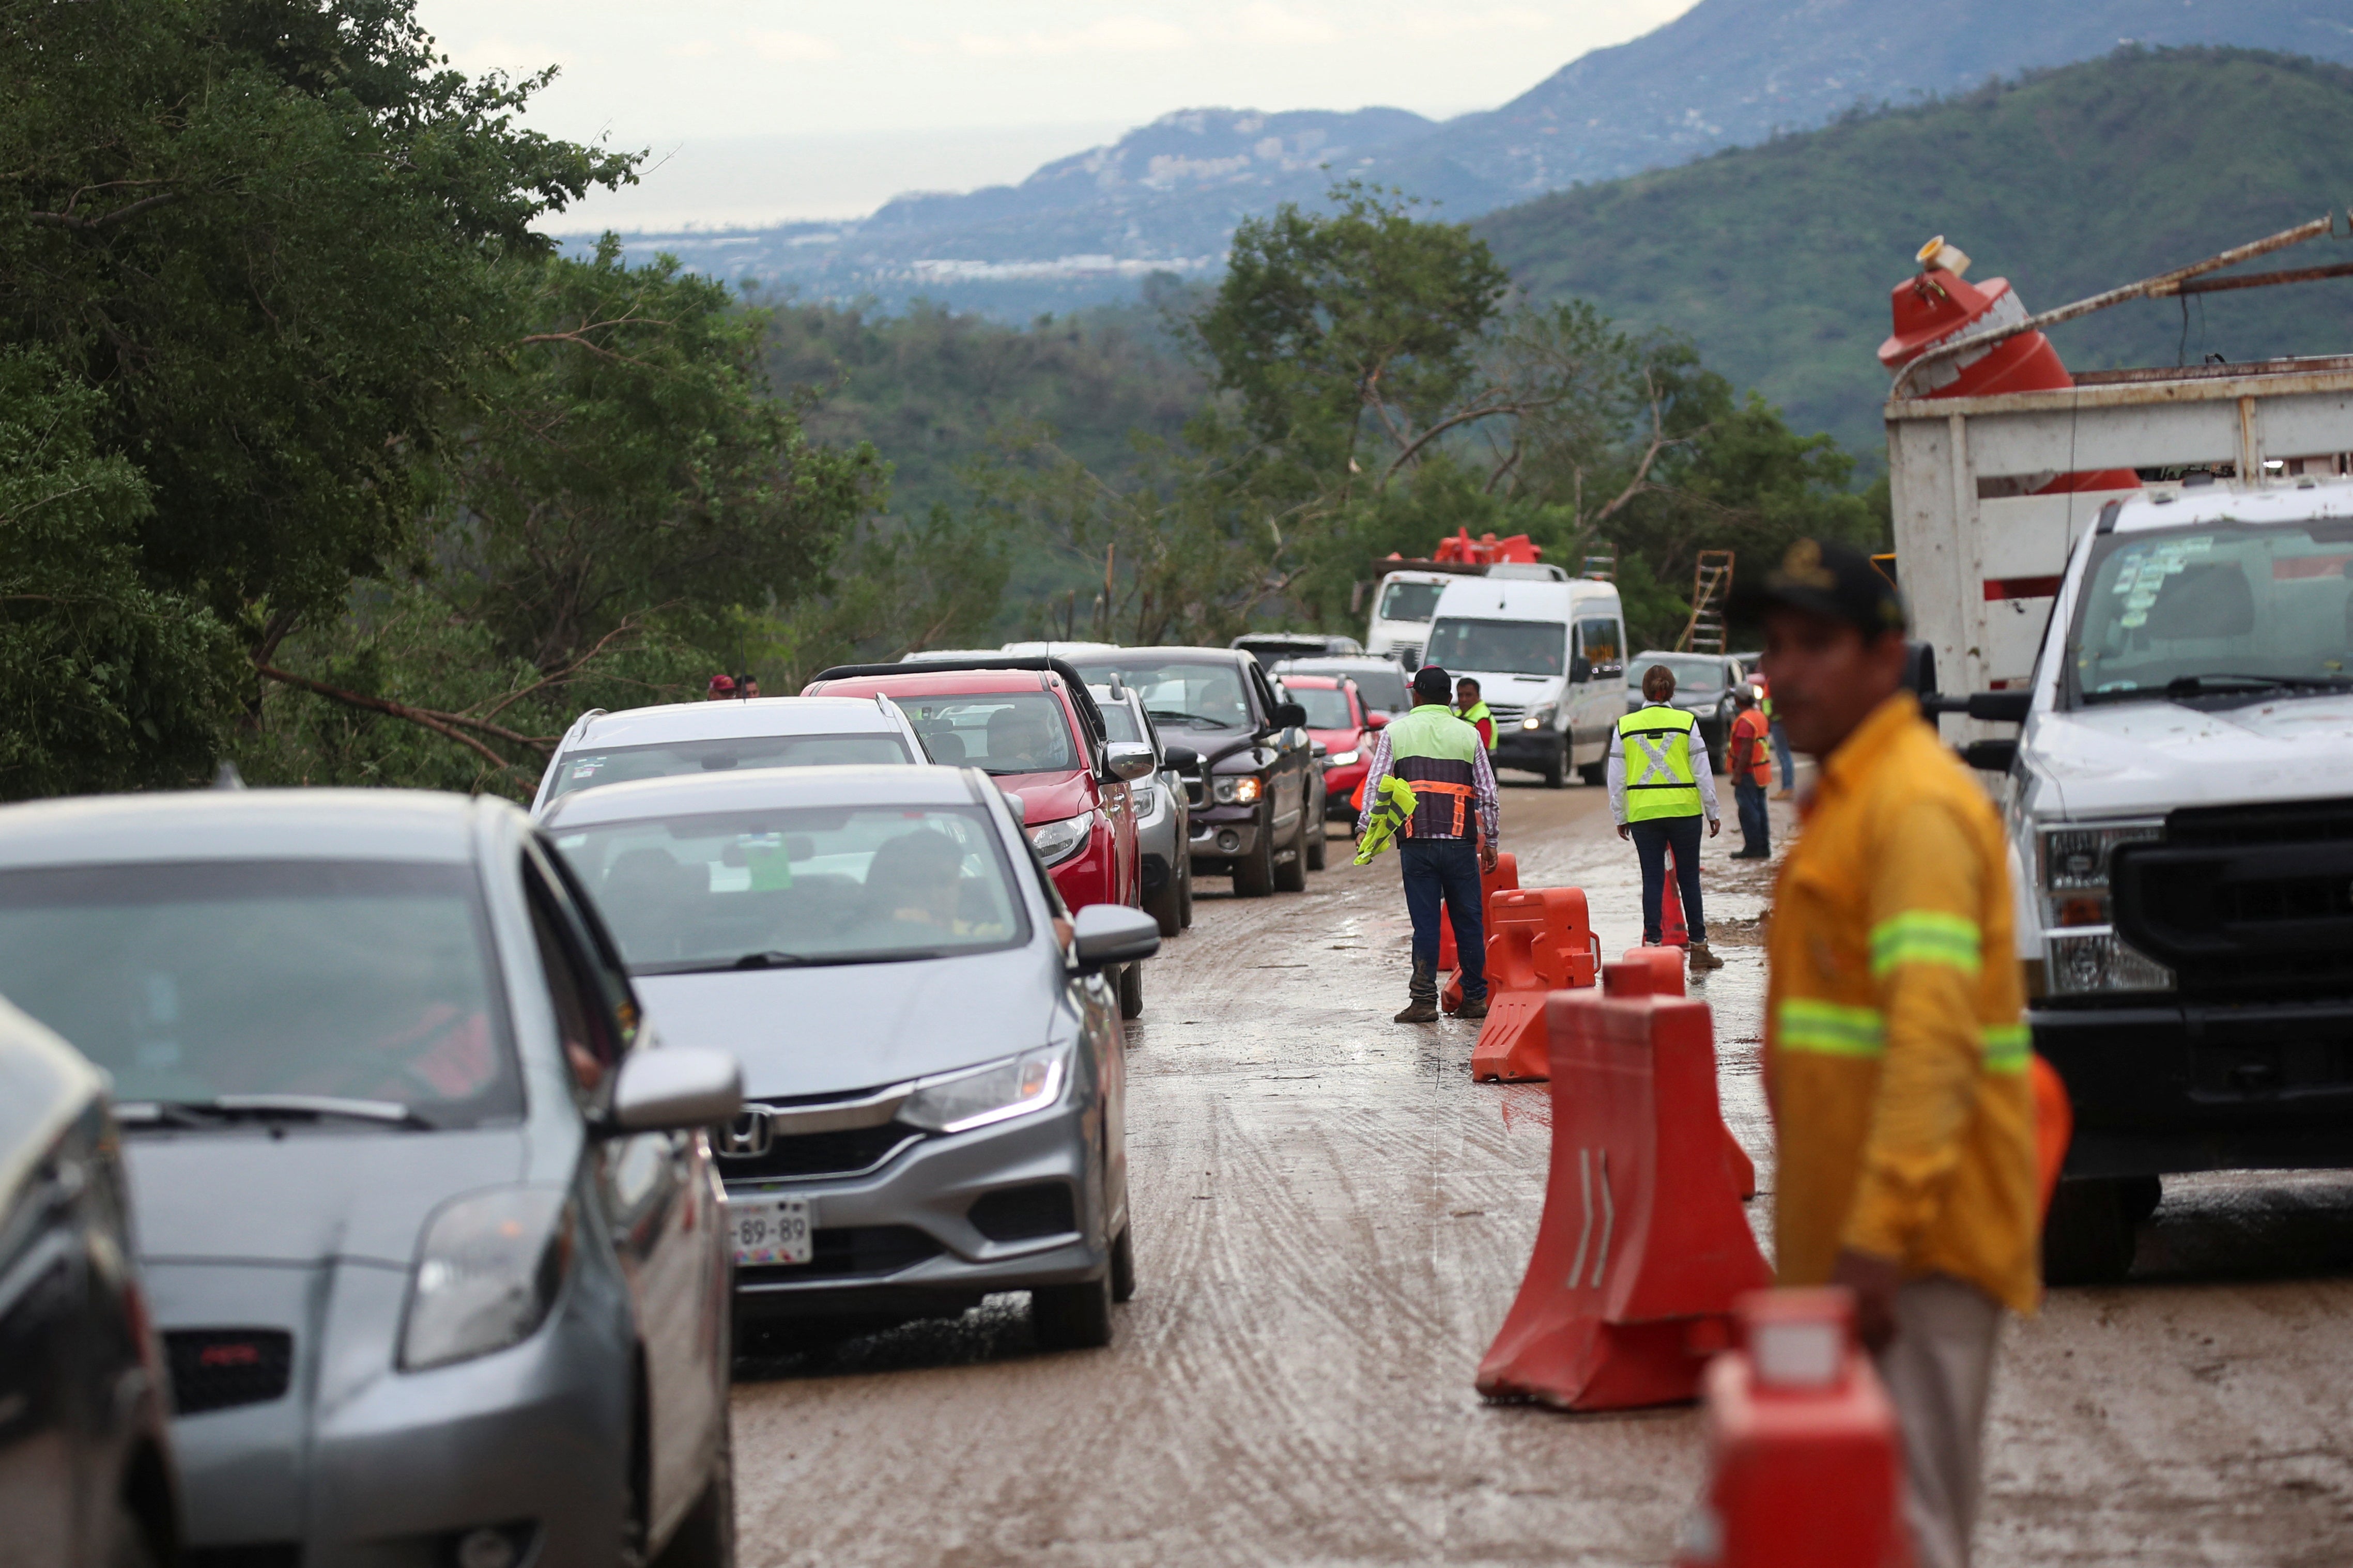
[1673, 1288, 1909, 1568]
[2031, 1053, 2072, 1223]
[1477, 961, 1773, 1409]
[1439, 851, 1519, 973]
[1624, 945, 1756, 1201]
[1468, 888, 1603, 1081]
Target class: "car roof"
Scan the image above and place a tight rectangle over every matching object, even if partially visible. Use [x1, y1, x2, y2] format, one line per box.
[564, 696, 902, 751]
[539, 764, 989, 828]
[1276, 673, 1343, 688]
[1068, 646, 1249, 666]
[809, 669, 1056, 698]
[1277, 655, 1397, 671]
[0, 789, 497, 870]
[2110, 476, 2353, 533]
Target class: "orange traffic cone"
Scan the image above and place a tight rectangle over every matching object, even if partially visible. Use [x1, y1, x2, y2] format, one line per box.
[1467, 888, 1602, 1082]
[1658, 843, 1689, 949]
[1624, 946, 1755, 1200]
[1477, 960, 1773, 1410]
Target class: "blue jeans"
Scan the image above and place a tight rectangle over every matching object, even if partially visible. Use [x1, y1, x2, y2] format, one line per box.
[1629, 815, 1706, 946]
[1770, 721, 1794, 791]
[1401, 837, 1486, 1002]
[1735, 775, 1771, 857]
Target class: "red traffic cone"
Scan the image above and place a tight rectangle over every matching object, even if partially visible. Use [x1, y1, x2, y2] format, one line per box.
[1658, 843, 1689, 949]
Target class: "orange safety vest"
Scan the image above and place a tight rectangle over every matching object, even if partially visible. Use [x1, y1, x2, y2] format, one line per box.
[1729, 709, 1773, 787]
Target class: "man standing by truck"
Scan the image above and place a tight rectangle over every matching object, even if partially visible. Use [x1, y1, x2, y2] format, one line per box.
[1757, 537, 2039, 1568]
[1610, 664, 1722, 969]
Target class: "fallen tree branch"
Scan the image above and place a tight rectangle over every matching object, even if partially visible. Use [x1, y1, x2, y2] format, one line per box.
[253, 663, 554, 771]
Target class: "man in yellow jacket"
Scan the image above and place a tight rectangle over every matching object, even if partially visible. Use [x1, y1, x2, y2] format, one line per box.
[1757, 537, 2038, 1568]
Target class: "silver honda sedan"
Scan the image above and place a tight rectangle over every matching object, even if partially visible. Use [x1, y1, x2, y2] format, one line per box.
[0, 790, 743, 1567]
[538, 764, 1160, 1350]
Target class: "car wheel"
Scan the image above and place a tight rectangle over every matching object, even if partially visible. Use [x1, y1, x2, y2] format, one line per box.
[1146, 870, 1182, 938]
[1577, 760, 1606, 787]
[1032, 1271, 1115, 1350]
[1178, 853, 1194, 927]
[1110, 1223, 1137, 1303]
[1118, 959, 1144, 1020]
[1541, 740, 1565, 789]
[1306, 815, 1328, 871]
[1274, 811, 1309, 892]
[1233, 818, 1275, 896]
[651, 1415, 736, 1568]
[2041, 1176, 2143, 1286]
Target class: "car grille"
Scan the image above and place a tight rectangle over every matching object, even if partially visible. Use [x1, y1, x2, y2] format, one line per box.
[968, 1182, 1078, 1242]
[737, 1225, 942, 1283]
[1486, 703, 1527, 725]
[2113, 799, 2353, 1001]
[718, 1122, 923, 1182]
[1393, 643, 1422, 667]
[165, 1329, 293, 1416]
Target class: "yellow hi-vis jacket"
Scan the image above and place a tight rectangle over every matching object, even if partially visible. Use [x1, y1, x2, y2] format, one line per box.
[1353, 774, 1418, 864]
[1764, 692, 2040, 1315]
[1617, 706, 1702, 821]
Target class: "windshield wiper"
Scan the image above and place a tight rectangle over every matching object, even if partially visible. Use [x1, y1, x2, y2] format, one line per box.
[730, 950, 811, 970]
[117, 1095, 435, 1130]
[1147, 709, 1231, 728]
[2172, 672, 2353, 694]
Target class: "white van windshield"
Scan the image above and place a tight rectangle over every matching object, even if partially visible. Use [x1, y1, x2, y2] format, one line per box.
[2067, 520, 2353, 707]
[1378, 581, 1445, 624]
[1425, 617, 1565, 677]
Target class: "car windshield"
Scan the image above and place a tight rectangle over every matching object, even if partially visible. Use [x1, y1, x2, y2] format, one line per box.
[1283, 660, 1409, 713]
[893, 691, 1078, 773]
[0, 861, 519, 1127]
[2066, 519, 2353, 707]
[1089, 694, 1144, 745]
[1425, 618, 1564, 677]
[1073, 658, 1253, 731]
[545, 731, 913, 802]
[1284, 685, 1355, 729]
[551, 805, 1027, 972]
[1627, 656, 1726, 694]
[1378, 581, 1444, 623]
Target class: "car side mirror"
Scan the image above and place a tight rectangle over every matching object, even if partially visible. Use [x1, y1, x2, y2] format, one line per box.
[1071, 903, 1161, 971]
[603, 1046, 742, 1135]
[1162, 744, 1201, 771]
[1000, 790, 1027, 826]
[1272, 701, 1309, 729]
[1311, 740, 1330, 760]
[1570, 655, 1592, 684]
[1103, 740, 1156, 782]
[1364, 711, 1391, 731]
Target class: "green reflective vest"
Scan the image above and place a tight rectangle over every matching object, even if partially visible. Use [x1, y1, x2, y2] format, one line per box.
[1387, 703, 1482, 765]
[1618, 705, 1702, 820]
[1455, 699, 1497, 750]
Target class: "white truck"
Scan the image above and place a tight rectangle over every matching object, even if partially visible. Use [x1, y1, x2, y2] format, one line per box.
[1887, 353, 2353, 1281]
[1364, 561, 1572, 668]
[1421, 575, 1627, 787]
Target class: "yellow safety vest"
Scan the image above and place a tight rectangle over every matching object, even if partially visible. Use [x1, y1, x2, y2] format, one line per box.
[1618, 705, 1702, 821]
[1456, 700, 1497, 751]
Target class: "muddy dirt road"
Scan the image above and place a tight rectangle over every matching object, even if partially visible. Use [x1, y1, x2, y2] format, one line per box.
[732, 782, 2353, 1567]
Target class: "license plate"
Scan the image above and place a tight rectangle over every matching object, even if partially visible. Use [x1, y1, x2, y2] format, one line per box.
[729, 1194, 812, 1266]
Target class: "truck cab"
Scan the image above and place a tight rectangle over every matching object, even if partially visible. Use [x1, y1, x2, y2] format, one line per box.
[1364, 570, 1452, 667]
[1423, 577, 1626, 787]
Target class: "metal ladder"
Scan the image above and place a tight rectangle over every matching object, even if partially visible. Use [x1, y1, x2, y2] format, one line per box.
[1676, 550, 1735, 653]
[1580, 541, 1618, 581]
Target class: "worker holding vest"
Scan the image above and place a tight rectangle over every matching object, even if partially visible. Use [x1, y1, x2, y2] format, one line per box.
[1355, 664, 1502, 1023]
[1609, 664, 1723, 970]
[1454, 677, 1497, 751]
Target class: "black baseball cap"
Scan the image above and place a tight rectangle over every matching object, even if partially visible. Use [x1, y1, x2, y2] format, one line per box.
[1758, 537, 1907, 637]
[1412, 664, 1453, 701]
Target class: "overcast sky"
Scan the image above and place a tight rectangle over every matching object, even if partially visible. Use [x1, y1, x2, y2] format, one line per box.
[412, 0, 1699, 230]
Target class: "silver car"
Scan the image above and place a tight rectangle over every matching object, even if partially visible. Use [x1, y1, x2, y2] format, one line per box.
[539, 764, 1159, 1350]
[534, 694, 925, 813]
[1091, 682, 1195, 936]
[0, 791, 744, 1567]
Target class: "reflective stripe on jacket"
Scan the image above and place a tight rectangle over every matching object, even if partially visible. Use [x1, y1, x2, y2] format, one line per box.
[1616, 706, 1702, 820]
[1764, 692, 2040, 1315]
[1384, 704, 1482, 841]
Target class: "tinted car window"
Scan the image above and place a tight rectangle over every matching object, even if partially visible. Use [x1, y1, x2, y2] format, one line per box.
[1285, 685, 1356, 728]
[897, 692, 1077, 773]
[551, 805, 1028, 972]
[1074, 659, 1252, 732]
[1577, 618, 1623, 666]
[547, 732, 912, 803]
[1425, 618, 1565, 677]
[0, 861, 519, 1125]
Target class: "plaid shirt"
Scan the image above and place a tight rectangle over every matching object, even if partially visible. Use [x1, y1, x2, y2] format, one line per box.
[1353, 718, 1501, 846]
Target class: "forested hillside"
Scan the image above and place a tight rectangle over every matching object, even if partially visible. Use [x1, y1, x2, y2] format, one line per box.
[1479, 48, 2353, 454]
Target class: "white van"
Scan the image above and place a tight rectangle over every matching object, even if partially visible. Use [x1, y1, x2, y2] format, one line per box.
[1422, 577, 1626, 786]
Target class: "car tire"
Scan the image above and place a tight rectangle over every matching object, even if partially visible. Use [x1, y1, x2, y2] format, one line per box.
[1307, 817, 1328, 872]
[1233, 818, 1275, 897]
[1274, 812, 1309, 893]
[1541, 740, 1565, 789]
[1032, 1271, 1115, 1350]
[1110, 1223, 1137, 1303]
[651, 1416, 737, 1568]
[2042, 1176, 2143, 1286]
[1577, 760, 1606, 787]
[1146, 871, 1182, 938]
[1178, 852, 1194, 927]
[1118, 959, 1144, 1020]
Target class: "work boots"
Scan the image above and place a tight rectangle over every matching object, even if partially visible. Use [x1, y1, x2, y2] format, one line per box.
[1687, 942, 1725, 972]
[1457, 992, 1490, 1021]
[1394, 959, 1440, 1023]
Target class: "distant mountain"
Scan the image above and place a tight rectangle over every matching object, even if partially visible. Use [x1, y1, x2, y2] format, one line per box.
[583, 0, 2353, 320]
[1478, 48, 2353, 456]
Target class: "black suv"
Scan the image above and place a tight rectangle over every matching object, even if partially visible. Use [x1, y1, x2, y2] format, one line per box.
[1073, 649, 1321, 896]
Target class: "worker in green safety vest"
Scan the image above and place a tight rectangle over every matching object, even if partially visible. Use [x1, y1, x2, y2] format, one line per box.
[1356, 664, 1501, 1024]
[1610, 662, 1723, 970]
[1454, 677, 1497, 751]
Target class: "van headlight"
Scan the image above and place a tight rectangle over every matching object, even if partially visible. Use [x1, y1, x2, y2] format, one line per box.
[2037, 821, 2172, 995]
[1523, 703, 1557, 731]
[402, 1187, 574, 1371]
[1326, 749, 1359, 767]
[899, 1045, 1071, 1134]
[1026, 815, 1091, 867]
[1212, 775, 1263, 805]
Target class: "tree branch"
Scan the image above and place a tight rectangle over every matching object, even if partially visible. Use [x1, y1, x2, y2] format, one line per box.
[27, 192, 183, 231]
[254, 663, 526, 774]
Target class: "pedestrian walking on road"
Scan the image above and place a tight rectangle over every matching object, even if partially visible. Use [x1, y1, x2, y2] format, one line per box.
[1609, 664, 1721, 969]
[1355, 664, 1501, 1024]
[1756, 536, 2039, 1568]
[1454, 677, 1496, 752]
[1727, 686, 1773, 860]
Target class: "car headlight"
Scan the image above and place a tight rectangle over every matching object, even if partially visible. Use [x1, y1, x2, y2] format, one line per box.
[1027, 815, 1091, 867]
[2036, 820, 2172, 994]
[401, 1187, 574, 1371]
[1212, 775, 1263, 805]
[898, 1044, 1071, 1135]
[1129, 784, 1158, 816]
[1327, 749, 1359, 767]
